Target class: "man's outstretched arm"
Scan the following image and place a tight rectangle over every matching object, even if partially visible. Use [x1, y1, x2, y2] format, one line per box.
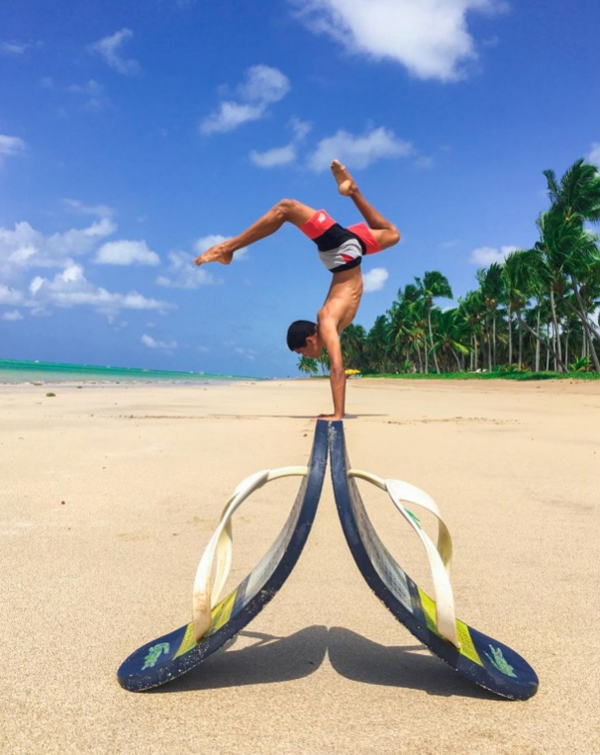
[317, 319, 346, 420]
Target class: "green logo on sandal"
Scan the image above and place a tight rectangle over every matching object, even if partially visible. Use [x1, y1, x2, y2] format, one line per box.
[142, 642, 170, 669]
[485, 645, 517, 677]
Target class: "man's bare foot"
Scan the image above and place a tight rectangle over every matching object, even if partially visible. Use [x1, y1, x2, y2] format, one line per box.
[330, 160, 358, 196]
[193, 242, 234, 266]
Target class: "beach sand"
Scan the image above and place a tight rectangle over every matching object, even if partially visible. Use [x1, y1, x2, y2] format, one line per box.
[1, 377, 598, 755]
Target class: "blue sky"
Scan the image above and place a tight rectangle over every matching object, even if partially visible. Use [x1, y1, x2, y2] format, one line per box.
[1, 0, 599, 377]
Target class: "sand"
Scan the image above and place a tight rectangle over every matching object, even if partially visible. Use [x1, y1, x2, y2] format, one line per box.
[1, 377, 598, 755]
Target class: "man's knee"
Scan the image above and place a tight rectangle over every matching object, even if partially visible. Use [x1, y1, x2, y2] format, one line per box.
[389, 225, 401, 246]
[381, 225, 401, 249]
[274, 198, 301, 220]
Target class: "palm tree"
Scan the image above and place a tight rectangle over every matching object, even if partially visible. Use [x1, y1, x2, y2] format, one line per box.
[415, 271, 453, 374]
[297, 356, 318, 376]
[365, 315, 392, 373]
[430, 308, 470, 371]
[456, 291, 484, 371]
[388, 284, 428, 372]
[317, 348, 330, 375]
[542, 158, 600, 370]
[504, 246, 569, 371]
[543, 158, 600, 223]
[476, 263, 504, 370]
[537, 207, 600, 370]
[501, 251, 531, 367]
[340, 323, 367, 372]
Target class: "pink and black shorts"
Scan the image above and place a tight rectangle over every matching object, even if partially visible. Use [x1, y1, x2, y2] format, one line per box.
[299, 209, 382, 273]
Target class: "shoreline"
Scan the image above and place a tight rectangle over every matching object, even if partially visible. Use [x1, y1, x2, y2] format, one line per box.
[3, 374, 600, 395]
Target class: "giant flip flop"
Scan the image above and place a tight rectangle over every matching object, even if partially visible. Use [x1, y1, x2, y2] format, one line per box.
[328, 420, 539, 700]
[118, 419, 538, 699]
[117, 420, 328, 692]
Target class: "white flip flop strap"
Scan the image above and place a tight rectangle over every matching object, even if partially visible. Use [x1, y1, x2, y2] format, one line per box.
[349, 469, 459, 648]
[192, 466, 308, 642]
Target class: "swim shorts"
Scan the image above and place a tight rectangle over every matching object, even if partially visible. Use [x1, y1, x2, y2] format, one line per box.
[299, 209, 382, 273]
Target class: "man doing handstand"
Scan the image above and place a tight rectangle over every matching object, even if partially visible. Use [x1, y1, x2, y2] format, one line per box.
[194, 160, 400, 420]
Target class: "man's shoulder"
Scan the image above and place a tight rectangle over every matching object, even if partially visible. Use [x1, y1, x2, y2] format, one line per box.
[316, 308, 339, 329]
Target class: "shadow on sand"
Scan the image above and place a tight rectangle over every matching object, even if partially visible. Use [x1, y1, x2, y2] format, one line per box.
[156, 625, 496, 699]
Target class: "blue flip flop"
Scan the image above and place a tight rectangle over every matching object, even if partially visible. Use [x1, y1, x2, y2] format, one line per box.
[117, 420, 328, 692]
[328, 420, 538, 700]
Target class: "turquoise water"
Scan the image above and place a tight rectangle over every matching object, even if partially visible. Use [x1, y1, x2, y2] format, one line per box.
[0, 359, 256, 385]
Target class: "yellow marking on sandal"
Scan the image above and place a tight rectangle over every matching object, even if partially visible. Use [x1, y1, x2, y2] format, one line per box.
[418, 588, 483, 666]
[206, 589, 238, 636]
[173, 622, 197, 659]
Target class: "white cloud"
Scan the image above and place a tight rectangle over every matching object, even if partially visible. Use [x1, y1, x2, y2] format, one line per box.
[290, 117, 312, 141]
[1, 310, 23, 321]
[62, 198, 115, 218]
[0, 285, 24, 305]
[0, 134, 27, 161]
[156, 249, 221, 288]
[250, 144, 297, 168]
[307, 126, 413, 171]
[28, 264, 173, 315]
[588, 143, 600, 167]
[95, 239, 160, 266]
[66, 79, 110, 112]
[0, 218, 115, 283]
[89, 28, 141, 76]
[289, 0, 504, 82]
[0, 216, 173, 319]
[141, 334, 177, 350]
[362, 267, 389, 292]
[249, 117, 311, 169]
[237, 65, 290, 104]
[0, 41, 29, 55]
[46, 218, 117, 258]
[200, 65, 290, 135]
[201, 102, 265, 135]
[470, 245, 517, 265]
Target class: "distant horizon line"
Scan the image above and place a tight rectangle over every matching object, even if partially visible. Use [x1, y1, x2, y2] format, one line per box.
[0, 357, 265, 383]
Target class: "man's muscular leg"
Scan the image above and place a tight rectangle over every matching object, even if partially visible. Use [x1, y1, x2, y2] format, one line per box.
[330, 160, 400, 251]
[194, 199, 316, 266]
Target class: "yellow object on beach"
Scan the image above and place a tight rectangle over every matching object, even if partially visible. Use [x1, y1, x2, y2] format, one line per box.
[345, 369, 361, 377]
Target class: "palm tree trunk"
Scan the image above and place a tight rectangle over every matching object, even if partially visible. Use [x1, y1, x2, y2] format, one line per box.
[427, 309, 440, 374]
[415, 343, 423, 373]
[549, 287, 563, 371]
[517, 307, 523, 368]
[449, 349, 460, 371]
[492, 312, 497, 369]
[508, 304, 513, 365]
[535, 309, 541, 372]
[567, 276, 600, 371]
[517, 313, 567, 371]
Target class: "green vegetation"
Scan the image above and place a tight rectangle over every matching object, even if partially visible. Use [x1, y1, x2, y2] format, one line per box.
[297, 158, 600, 379]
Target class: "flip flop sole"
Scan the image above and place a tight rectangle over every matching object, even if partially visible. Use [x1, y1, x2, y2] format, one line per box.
[117, 421, 328, 692]
[328, 421, 539, 700]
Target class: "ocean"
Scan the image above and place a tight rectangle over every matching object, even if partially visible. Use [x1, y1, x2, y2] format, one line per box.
[0, 359, 256, 385]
